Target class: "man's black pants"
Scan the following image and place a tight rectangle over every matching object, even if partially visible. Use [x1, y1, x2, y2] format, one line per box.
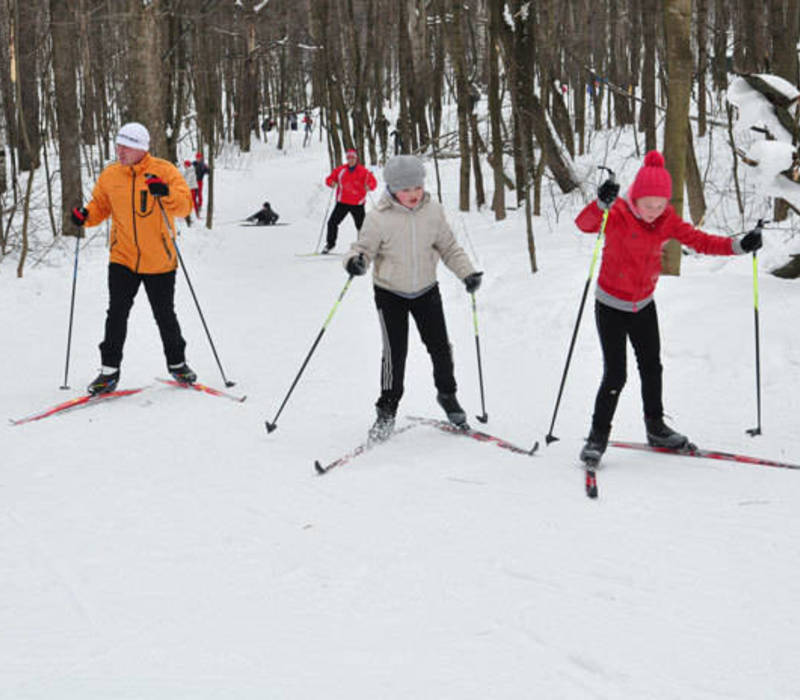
[100, 263, 186, 368]
[326, 203, 365, 248]
[591, 299, 663, 434]
[374, 284, 456, 414]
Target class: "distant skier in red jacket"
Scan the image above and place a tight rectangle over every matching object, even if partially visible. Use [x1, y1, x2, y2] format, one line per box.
[575, 150, 763, 466]
[322, 149, 377, 253]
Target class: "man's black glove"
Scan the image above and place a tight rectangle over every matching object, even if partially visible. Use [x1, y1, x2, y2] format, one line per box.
[464, 271, 483, 293]
[346, 254, 367, 276]
[597, 179, 620, 210]
[71, 206, 88, 226]
[145, 174, 169, 198]
[738, 228, 763, 253]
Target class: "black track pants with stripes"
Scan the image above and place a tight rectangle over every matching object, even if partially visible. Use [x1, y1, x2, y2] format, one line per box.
[373, 284, 457, 414]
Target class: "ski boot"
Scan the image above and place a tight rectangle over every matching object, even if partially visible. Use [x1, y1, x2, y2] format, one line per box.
[579, 426, 609, 467]
[87, 368, 120, 396]
[321, 244, 334, 255]
[436, 392, 469, 430]
[368, 406, 396, 444]
[169, 362, 197, 385]
[645, 417, 692, 451]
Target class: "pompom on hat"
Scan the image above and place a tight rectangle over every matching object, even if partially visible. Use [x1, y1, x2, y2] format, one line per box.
[629, 150, 672, 201]
[116, 122, 150, 151]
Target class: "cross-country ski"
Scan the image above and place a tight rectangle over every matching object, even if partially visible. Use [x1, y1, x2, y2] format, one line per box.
[9, 387, 147, 426]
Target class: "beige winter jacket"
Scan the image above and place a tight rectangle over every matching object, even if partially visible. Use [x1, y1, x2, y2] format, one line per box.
[344, 191, 476, 295]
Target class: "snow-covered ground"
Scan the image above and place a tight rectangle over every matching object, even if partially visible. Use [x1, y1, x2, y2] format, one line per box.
[2, 129, 800, 699]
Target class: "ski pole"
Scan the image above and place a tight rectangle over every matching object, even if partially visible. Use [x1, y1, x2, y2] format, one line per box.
[544, 166, 615, 445]
[266, 274, 355, 432]
[746, 218, 767, 437]
[59, 234, 82, 390]
[155, 196, 236, 387]
[314, 187, 335, 253]
[471, 291, 488, 423]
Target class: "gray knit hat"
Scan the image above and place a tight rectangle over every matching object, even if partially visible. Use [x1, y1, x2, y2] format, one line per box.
[383, 155, 426, 192]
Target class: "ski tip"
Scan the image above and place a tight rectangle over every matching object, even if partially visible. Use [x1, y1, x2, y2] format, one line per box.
[585, 469, 598, 499]
[314, 460, 328, 475]
[529, 441, 540, 456]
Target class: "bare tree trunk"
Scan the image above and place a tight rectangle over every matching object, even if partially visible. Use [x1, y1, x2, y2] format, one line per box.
[662, 0, 693, 275]
[685, 121, 706, 224]
[488, 0, 505, 220]
[50, 0, 83, 237]
[448, 0, 472, 211]
[15, 0, 41, 172]
[711, 0, 729, 91]
[127, 0, 167, 157]
[696, 0, 709, 137]
[770, 0, 800, 222]
[640, 0, 657, 151]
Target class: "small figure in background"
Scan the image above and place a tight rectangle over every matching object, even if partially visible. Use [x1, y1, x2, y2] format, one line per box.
[245, 201, 280, 226]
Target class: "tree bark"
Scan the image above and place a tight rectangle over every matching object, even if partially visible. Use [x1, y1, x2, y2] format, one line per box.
[662, 0, 693, 275]
[50, 0, 83, 237]
[126, 0, 167, 157]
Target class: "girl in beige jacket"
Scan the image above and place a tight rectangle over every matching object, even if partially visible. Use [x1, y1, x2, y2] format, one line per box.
[343, 155, 483, 442]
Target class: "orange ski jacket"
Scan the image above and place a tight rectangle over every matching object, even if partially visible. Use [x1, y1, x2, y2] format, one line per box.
[84, 153, 193, 274]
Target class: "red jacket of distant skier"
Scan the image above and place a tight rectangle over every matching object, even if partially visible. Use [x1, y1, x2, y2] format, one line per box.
[575, 197, 735, 304]
[325, 163, 377, 205]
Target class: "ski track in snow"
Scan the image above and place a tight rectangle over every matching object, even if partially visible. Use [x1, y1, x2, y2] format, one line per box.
[2, 134, 800, 699]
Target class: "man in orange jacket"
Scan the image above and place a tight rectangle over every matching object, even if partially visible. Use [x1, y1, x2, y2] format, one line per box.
[323, 148, 377, 253]
[71, 122, 195, 395]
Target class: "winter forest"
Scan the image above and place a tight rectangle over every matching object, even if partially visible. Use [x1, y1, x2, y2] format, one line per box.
[4, 1, 800, 698]
[2, 0, 800, 275]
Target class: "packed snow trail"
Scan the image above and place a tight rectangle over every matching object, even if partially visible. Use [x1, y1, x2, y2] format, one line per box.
[2, 137, 800, 698]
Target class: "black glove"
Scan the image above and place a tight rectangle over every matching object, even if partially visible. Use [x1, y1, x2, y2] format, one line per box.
[463, 271, 483, 293]
[71, 206, 88, 226]
[346, 254, 367, 276]
[145, 174, 169, 198]
[739, 228, 763, 253]
[597, 179, 620, 210]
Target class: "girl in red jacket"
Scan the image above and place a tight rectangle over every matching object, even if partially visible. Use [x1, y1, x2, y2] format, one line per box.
[323, 149, 377, 253]
[575, 150, 762, 465]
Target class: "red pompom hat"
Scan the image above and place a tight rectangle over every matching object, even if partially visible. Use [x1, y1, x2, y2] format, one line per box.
[629, 150, 672, 201]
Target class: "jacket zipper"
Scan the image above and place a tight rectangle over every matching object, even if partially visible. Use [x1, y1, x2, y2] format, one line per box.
[130, 167, 141, 272]
[409, 210, 419, 290]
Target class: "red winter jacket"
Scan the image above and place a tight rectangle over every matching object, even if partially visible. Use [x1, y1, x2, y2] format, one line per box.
[325, 163, 377, 205]
[575, 197, 735, 306]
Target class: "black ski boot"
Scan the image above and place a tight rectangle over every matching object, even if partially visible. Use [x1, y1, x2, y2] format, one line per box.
[368, 406, 396, 444]
[579, 426, 609, 466]
[87, 368, 120, 396]
[437, 392, 469, 430]
[645, 417, 690, 450]
[169, 362, 197, 385]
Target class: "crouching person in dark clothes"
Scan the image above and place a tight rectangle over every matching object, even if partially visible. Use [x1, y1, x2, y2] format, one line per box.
[343, 155, 483, 443]
[245, 201, 280, 226]
[70, 122, 196, 395]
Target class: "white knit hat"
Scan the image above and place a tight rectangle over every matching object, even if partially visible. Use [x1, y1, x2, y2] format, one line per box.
[384, 155, 426, 192]
[116, 122, 150, 151]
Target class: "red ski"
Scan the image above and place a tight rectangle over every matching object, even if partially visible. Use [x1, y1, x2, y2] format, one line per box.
[314, 423, 419, 475]
[609, 440, 800, 470]
[10, 387, 147, 426]
[156, 377, 246, 403]
[407, 416, 539, 456]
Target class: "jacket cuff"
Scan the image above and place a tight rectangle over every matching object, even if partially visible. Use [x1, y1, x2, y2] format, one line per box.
[731, 237, 745, 255]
